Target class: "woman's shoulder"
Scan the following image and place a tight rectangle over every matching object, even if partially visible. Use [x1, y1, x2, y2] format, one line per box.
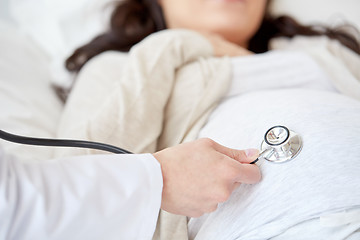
[78, 51, 129, 78]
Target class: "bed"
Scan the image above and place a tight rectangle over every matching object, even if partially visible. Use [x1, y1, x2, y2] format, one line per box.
[1, 0, 360, 239]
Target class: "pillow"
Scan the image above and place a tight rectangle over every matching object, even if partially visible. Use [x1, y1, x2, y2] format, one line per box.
[7, 0, 114, 87]
[270, 0, 360, 30]
[0, 21, 63, 161]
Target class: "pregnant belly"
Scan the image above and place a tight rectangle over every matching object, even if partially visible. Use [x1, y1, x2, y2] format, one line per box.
[192, 89, 360, 240]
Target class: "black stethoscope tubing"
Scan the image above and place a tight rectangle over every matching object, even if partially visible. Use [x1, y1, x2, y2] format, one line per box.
[0, 129, 132, 154]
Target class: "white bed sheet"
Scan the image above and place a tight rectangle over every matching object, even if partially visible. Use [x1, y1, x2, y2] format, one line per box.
[0, 21, 63, 161]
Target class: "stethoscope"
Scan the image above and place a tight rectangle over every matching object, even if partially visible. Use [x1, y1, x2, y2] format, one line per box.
[251, 125, 303, 164]
[0, 126, 303, 163]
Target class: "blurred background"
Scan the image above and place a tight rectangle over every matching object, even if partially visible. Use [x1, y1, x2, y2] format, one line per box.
[0, 0, 359, 87]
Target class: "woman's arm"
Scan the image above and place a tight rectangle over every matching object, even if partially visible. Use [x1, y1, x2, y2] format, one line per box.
[56, 29, 218, 156]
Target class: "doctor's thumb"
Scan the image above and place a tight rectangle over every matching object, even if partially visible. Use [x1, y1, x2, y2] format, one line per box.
[215, 143, 259, 164]
[215, 146, 261, 183]
[233, 149, 261, 184]
[243, 149, 260, 163]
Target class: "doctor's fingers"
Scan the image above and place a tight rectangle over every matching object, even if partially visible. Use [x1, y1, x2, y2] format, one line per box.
[235, 162, 261, 184]
[222, 157, 262, 184]
[208, 141, 261, 183]
[211, 141, 259, 164]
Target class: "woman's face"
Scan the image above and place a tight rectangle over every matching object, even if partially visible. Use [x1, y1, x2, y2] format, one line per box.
[158, 0, 267, 48]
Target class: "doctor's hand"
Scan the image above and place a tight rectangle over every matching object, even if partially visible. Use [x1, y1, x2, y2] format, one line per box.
[153, 138, 261, 218]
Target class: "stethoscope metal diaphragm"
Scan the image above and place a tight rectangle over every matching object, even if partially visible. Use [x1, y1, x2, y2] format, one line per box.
[256, 125, 303, 164]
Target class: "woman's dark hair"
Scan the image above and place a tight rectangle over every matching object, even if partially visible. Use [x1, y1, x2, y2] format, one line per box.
[65, 0, 166, 72]
[65, 0, 360, 73]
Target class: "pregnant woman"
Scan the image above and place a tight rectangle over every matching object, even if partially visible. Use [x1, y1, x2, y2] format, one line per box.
[57, 0, 360, 238]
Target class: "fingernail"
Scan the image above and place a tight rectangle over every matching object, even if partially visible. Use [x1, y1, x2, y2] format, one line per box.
[245, 149, 259, 158]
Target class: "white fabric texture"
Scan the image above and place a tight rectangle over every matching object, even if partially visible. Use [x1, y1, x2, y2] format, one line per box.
[227, 50, 339, 97]
[187, 51, 360, 239]
[270, 36, 360, 101]
[0, 21, 63, 161]
[269, 0, 360, 30]
[0, 148, 163, 240]
[7, 0, 114, 87]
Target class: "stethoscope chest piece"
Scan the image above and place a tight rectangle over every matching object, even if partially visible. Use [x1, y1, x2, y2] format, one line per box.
[260, 125, 302, 163]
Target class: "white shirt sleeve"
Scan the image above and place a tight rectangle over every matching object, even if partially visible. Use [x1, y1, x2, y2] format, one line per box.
[0, 148, 163, 240]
